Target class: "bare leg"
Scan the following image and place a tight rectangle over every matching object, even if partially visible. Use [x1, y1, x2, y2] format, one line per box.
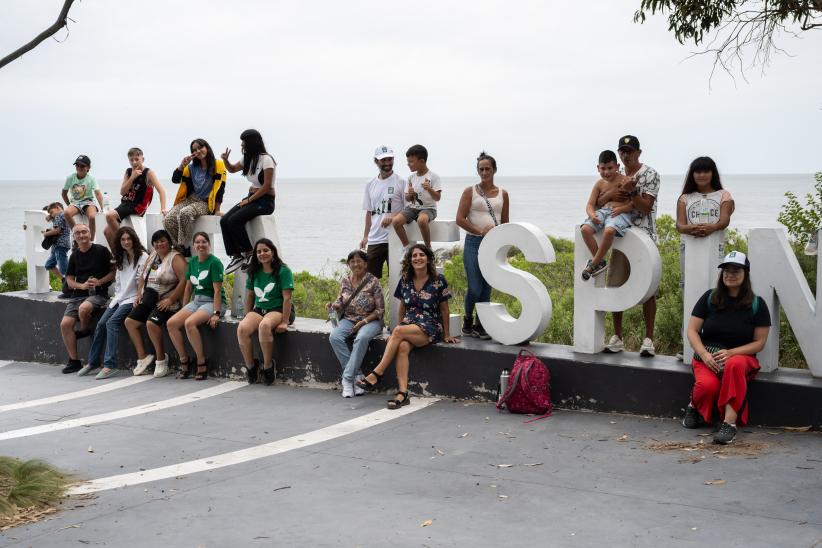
[418, 213, 432, 249]
[237, 313, 263, 366]
[392, 214, 410, 246]
[125, 318, 147, 359]
[394, 340, 412, 393]
[167, 309, 192, 361]
[363, 324, 429, 384]
[184, 310, 212, 364]
[643, 296, 656, 339]
[77, 301, 94, 332]
[146, 321, 165, 361]
[591, 227, 616, 265]
[258, 312, 284, 367]
[723, 403, 738, 424]
[580, 225, 599, 257]
[86, 207, 98, 240]
[612, 312, 623, 339]
[104, 210, 120, 249]
[60, 316, 78, 360]
[64, 205, 79, 229]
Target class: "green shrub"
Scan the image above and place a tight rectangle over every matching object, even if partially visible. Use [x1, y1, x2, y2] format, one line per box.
[0, 260, 27, 292]
[778, 172, 822, 244]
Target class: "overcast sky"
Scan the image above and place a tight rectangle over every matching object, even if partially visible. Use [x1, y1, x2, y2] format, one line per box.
[1, 0, 820, 180]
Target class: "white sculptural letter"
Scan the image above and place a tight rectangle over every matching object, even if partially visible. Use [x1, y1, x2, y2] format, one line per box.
[475, 222, 555, 345]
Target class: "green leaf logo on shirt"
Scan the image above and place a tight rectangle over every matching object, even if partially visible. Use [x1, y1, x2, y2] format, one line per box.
[189, 270, 209, 290]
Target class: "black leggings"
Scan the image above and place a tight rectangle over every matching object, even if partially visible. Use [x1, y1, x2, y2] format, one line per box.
[220, 194, 275, 256]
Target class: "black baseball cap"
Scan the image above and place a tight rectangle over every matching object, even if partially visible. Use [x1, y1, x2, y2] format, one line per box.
[73, 155, 91, 167]
[617, 135, 640, 151]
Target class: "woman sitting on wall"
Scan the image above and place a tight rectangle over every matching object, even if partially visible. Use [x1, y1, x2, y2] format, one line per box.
[237, 238, 294, 386]
[357, 244, 459, 409]
[79, 227, 149, 379]
[164, 138, 226, 255]
[682, 251, 771, 445]
[166, 232, 226, 381]
[327, 249, 385, 397]
[125, 229, 187, 378]
[220, 129, 277, 274]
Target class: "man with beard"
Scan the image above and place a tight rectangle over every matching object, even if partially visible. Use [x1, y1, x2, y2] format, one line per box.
[360, 146, 407, 278]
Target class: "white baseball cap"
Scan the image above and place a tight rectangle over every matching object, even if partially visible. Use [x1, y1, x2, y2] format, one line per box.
[374, 145, 394, 160]
[718, 250, 750, 271]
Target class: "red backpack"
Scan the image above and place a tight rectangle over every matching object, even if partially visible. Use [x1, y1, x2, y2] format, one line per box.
[496, 349, 553, 422]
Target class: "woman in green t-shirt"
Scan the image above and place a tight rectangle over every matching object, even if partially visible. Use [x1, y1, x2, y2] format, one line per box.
[237, 238, 294, 386]
[166, 232, 226, 380]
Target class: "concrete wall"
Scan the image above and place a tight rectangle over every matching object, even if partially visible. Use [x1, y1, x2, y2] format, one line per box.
[1, 291, 819, 428]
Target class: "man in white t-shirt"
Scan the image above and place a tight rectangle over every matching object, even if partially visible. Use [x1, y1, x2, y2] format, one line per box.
[598, 135, 661, 357]
[360, 146, 406, 278]
[391, 144, 442, 249]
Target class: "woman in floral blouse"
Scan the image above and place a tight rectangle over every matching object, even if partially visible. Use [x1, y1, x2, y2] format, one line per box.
[327, 250, 385, 398]
[357, 244, 459, 409]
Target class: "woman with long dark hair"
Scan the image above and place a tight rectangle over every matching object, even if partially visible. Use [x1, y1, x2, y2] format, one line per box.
[164, 138, 227, 255]
[455, 151, 509, 340]
[682, 251, 770, 444]
[356, 244, 458, 409]
[676, 156, 734, 239]
[77, 226, 149, 379]
[236, 238, 294, 386]
[166, 232, 227, 380]
[220, 129, 277, 273]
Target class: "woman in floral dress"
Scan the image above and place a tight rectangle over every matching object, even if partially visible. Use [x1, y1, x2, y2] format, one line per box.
[356, 244, 459, 409]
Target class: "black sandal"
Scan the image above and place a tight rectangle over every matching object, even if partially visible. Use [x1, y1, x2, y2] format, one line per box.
[194, 360, 208, 381]
[387, 391, 410, 410]
[356, 370, 382, 391]
[176, 357, 191, 379]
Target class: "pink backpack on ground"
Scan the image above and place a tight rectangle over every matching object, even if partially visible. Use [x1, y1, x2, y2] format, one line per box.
[496, 349, 553, 422]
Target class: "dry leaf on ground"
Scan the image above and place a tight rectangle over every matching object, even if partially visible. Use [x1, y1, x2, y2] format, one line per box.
[782, 426, 812, 432]
[421, 519, 433, 527]
[704, 479, 726, 485]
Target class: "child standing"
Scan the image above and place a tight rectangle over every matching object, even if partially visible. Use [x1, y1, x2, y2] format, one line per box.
[62, 155, 104, 240]
[391, 144, 441, 250]
[43, 202, 71, 295]
[104, 147, 168, 249]
[580, 150, 636, 280]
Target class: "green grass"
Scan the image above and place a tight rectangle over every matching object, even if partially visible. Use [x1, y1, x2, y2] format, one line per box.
[0, 457, 70, 516]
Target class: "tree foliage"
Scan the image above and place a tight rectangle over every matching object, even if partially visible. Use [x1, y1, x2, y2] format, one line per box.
[634, 0, 822, 77]
[778, 172, 822, 244]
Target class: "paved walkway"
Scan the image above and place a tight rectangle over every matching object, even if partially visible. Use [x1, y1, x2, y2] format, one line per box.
[0, 361, 820, 547]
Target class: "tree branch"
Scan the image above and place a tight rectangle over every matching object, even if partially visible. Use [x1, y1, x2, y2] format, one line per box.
[0, 0, 77, 70]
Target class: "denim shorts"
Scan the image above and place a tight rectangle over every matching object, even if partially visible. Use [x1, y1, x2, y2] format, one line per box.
[45, 246, 69, 272]
[183, 294, 217, 315]
[582, 207, 634, 237]
[400, 207, 437, 223]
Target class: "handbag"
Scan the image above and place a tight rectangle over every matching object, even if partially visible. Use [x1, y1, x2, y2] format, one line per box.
[41, 234, 58, 250]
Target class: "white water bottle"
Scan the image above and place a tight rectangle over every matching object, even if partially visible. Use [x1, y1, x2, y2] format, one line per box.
[102, 192, 111, 212]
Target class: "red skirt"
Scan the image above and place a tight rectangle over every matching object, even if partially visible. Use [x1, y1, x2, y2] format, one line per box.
[690, 355, 760, 426]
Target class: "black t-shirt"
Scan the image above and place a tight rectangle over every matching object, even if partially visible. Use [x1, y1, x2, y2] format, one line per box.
[691, 289, 771, 350]
[65, 244, 113, 298]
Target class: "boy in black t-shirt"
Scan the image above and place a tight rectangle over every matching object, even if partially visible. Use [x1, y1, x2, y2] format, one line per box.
[60, 224, 115, 374]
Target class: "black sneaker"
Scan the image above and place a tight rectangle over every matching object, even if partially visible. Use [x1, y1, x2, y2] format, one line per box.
[472, 321, 491, 341]
[713, 422, 737, 445]
[245, 358, 260, 384]
[682, 405, 705, 429]
[225, 255, 245, 275]
[462, 316, 474, 336]
[262, 361, 276, 386]
[62, 359, 82, 374]
[590, 259, 608, 278]
[239, 255, 253, 272]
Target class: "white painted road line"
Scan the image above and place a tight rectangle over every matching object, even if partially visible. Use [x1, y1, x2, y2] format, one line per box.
[0, 360, 13, 369]
[0, 376, 153, 413]
[68, 397, 439, 495]
[0, 381, 245, 441]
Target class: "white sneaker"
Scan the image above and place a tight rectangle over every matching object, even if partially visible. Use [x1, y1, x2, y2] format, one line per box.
[353, 375, 366, 396]
[133, 354, 154, 376]
[640, 338, 656, 357]
[341, 379, 354, 398]
[603, 335, 624, 353]
[77, 364, 98, 377]
[153, 357, 169, 378]
[675, 352, 684, 361]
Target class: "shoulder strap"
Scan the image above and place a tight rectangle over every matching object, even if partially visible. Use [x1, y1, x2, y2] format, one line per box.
[752, 294, 759, 315]
[475, 185, 498, 226]
[340, 274, 371, 316]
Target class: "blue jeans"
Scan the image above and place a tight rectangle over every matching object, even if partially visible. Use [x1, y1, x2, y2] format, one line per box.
[463, 234, 492, 319]
[87, 303, 133, 368]
[329, 319, 383, 382]
[45, 246, 69, 274]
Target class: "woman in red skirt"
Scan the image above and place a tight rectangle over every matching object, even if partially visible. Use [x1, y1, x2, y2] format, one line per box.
[682, 251, 771, 444]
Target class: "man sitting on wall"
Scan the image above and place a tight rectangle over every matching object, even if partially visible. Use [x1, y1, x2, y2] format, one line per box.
[60, 224, 114, 374]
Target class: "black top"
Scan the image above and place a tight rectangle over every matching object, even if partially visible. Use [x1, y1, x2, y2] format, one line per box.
[691, 289, 771, 350]
[65, 244, 113, 298]
[122, 168, 151, 209]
